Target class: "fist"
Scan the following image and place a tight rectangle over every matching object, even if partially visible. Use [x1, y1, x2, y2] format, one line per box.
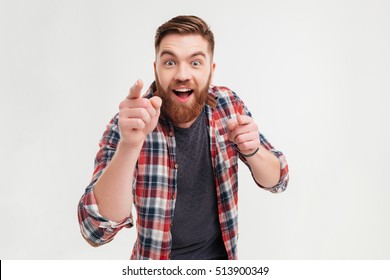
[118, 79, 162, 147]
[227, 114, 260, 155]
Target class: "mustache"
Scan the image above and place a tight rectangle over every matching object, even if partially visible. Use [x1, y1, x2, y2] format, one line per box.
[168, 81, 195, 88]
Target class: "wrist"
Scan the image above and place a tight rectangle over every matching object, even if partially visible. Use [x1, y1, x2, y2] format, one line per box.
[117, 140, 144, 153]
[237, 146, 260, 158]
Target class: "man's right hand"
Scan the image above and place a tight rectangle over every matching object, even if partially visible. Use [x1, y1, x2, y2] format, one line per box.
[118, 79, 162, 147]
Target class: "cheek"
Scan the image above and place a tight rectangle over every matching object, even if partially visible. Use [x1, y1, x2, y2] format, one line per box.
[194, 71, 211, 87]
[156, 70, 171, 89]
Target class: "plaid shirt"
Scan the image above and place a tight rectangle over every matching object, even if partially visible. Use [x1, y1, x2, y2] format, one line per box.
[78, 83, 289, 260]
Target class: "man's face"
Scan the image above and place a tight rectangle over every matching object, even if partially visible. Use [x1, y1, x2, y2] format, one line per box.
[154, 34, 215, 127]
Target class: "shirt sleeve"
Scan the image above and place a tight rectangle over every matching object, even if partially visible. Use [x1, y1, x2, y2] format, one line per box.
[233, 93, 289, 193]
[77, 114, 134, 246]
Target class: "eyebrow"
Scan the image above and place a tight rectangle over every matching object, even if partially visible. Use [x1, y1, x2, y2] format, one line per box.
[159, 50, 207, 59]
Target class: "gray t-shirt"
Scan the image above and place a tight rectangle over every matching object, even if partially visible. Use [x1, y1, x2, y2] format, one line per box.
[170, 111, 228, 260]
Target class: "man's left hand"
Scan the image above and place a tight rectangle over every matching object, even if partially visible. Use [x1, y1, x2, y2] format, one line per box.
[227, 115, 260, 155]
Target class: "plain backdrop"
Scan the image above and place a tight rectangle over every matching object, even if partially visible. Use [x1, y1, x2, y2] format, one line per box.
[1, 0, 389, 259]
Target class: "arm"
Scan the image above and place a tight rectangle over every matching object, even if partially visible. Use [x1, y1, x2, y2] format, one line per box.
[95, 80, 161, 221]
[78, 80, 162, 246]
[93, 141, 142, 222]
[241, 140, 281, 188]
[227, 114, 289, 193]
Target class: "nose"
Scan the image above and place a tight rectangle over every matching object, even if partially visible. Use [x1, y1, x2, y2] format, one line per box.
[174, 64, 191, 82]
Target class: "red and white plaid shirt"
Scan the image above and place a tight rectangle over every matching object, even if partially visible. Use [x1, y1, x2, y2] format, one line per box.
[78, 83, 289, 259]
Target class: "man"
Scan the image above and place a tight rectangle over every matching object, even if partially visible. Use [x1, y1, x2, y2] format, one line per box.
[78, 15, 289, 260]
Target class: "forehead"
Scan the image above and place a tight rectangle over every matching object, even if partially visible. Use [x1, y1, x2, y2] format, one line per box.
[157, 34, 211, 58]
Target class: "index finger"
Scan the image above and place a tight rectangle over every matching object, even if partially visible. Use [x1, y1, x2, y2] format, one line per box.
[237, 114, 251, 125]
[127, 79, 144, 99]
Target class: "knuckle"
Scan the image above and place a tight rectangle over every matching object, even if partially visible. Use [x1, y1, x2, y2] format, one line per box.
[147, 106, 156, 117]
[118, 119, 130, 130]
[235, 135, 243, 143]
[119, 101, 126, 110]
[228, 132, 235, 142]
[241, 142, 250, 150]
[136, 118, 145, 129]
[139, 98, 149, 108]
[118, 109, 127, 117]
[140, 108, 149, 120]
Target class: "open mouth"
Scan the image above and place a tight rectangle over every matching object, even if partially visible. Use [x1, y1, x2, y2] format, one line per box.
[172, 88, 194, 101]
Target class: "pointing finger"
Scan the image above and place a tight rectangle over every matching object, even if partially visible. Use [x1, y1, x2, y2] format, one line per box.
[237, 114, 251, 125]
[127, 79, 144, 99]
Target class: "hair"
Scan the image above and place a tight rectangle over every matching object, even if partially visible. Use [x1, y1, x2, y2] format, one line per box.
[155, 15, 215, 56]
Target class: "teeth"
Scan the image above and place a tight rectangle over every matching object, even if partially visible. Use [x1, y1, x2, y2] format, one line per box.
[174, 88, 191, 92]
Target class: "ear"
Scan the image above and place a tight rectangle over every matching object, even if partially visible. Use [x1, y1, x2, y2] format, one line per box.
[153, 61, 156, 72]
[210, 62, 216, 84]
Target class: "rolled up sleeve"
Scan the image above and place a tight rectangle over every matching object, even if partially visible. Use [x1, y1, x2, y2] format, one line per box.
[78, 186, 133, 246]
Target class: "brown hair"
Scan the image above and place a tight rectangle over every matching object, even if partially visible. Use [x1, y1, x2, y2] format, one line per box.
[155, 15, 215, 56]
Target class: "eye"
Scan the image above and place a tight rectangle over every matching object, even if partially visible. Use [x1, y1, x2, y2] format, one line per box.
[164, 60, 176, 66]
[191, 61, 201, 67]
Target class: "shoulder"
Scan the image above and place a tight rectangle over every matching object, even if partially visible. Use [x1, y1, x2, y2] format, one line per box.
[210, 85, 237, 97]
[209, 85, 246, 115]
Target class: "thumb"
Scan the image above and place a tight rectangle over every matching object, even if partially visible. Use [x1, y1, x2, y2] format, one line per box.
[237, 114, 245, 125]
[227, 118, 238, 132]
[150, 96, 162, 111]
[227, 119, 238, 142]
[127, 79, 144, 99]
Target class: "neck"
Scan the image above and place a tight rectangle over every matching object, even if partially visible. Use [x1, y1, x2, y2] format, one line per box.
[174, 118, 197, 128]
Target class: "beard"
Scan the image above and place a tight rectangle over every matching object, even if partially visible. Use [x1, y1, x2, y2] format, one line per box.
[154, 74, 211, 126]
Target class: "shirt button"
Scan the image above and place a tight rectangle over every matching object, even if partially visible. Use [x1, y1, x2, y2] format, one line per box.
[172, 194, 176, 199]
[169, 131, 174, 137]
[174, 163, 179, 169]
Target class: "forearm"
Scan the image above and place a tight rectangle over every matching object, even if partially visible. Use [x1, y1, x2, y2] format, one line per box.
[93, 141, 142, 222]
[245, 145, 281, 188]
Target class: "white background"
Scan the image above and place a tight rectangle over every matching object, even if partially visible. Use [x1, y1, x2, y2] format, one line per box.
[1, 0, 389, 259]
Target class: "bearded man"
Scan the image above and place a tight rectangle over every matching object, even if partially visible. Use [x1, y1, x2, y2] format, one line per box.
[78, 15, 289, 260]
